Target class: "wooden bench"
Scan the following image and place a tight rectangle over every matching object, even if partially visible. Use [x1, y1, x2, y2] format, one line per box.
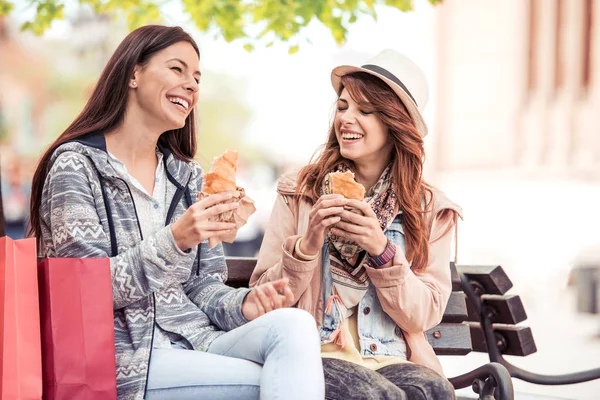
[226, 258, 516, 399]
[227, 258, 600, 399]
[458, 263, 600, 389]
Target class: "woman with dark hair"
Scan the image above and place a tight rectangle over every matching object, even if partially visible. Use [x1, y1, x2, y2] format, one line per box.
[251, 50, 461, 399]
[29, 25, 324, 400]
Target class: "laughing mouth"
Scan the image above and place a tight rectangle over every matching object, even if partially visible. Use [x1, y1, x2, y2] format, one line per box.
[167, 96, 190, 111]
[341, 132, 364, 141]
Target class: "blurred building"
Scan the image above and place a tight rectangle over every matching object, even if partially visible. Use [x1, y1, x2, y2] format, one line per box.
[433, 0, 599, 179]
[0, 11, 117, 176]
[0, 17, 55, 156]
[57, 9, 115, 75]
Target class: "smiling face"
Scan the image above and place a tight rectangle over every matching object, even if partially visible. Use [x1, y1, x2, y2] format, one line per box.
[334, 87, 393, 168]
[130, 41, 200, 132]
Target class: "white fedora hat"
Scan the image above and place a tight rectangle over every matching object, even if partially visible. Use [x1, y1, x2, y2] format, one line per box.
[331, 49, 429, 137]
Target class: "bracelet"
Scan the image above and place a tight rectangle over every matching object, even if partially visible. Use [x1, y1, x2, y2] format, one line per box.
[294, 237, 319, 261]
[368, 239, 396, 268]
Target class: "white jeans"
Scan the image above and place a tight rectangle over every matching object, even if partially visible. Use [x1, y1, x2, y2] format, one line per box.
[145, 308, 325, 399]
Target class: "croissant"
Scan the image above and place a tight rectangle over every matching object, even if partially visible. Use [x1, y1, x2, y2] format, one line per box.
[197, 187, 247, 224]
[202, 150, 238, 194]
[329, 171, 365, 201]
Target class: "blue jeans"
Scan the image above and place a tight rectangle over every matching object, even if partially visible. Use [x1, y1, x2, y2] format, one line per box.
[322, 358, 455, 400]
[146, 308, 325, 399]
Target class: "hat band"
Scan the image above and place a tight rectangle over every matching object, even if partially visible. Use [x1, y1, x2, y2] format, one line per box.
[361, 64, 418, 107]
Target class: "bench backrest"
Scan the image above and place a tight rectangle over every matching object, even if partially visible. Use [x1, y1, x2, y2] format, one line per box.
[226, 258, 537, 358]
[458, 264, 537, 357]
[225, 257, 473, 356]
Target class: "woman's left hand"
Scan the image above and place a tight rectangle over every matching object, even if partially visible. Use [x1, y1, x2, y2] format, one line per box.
[241, 278, 295, 321]
[330, 199, 388, 256]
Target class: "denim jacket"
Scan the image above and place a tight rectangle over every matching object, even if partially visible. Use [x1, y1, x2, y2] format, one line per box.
[319, 214, 408, 358]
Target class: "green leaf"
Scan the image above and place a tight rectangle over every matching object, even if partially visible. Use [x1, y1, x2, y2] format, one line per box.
[0, 0, 13, 15]
[384, 0, 414, 12]
[6, 0, 445, 44]
[288, 45, 299, 55]
[19, 1, 66, 35]
[243, 43, 254, 52]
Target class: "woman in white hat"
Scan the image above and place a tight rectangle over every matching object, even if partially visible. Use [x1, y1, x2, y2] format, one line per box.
[251, 49, 462, 398]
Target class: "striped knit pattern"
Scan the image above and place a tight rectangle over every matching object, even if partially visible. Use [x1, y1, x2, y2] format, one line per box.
[40, 139, 251, 400]
[367, 239, 396, 268]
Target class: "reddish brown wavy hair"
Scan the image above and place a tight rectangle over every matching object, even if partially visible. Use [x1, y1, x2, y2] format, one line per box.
[297, 72, 433, 272]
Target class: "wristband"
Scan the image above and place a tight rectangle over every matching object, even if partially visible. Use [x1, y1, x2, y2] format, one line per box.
[294, 237, 319, 261]
[368, 239, 396, 268]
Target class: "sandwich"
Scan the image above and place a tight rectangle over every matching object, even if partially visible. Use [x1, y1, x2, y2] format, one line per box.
[327, 170, 365, 201]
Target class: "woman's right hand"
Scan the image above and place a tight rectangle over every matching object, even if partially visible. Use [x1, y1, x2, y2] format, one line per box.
[299, 194, 347, 256]
[171, 192, 239, 251]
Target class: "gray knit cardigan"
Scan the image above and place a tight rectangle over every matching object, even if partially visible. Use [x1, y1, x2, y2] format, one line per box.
[40, 132, 250, 400]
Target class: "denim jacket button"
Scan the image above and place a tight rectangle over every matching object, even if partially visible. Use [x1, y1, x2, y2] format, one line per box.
[363, 307, 371, 315]
[370, 343, 377, 352]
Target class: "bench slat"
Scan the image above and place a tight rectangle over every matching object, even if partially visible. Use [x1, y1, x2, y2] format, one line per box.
[466, 294, 527, 325]
[457, 265, 513, 295]
[442, 292, 468, 323]
[468, 322, 537, 356]
[426, 323, 472, 356]
[450, 262, 462, 291]
[225, 257, 256, 287]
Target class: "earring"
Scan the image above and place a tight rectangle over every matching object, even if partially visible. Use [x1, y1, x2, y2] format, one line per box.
[132, 81, 137, 87]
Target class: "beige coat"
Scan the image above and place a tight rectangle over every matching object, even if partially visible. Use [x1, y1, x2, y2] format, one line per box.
[250, 172, 462, 375]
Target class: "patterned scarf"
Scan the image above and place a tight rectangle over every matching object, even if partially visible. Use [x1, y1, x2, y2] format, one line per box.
[322, 164, 398, 310]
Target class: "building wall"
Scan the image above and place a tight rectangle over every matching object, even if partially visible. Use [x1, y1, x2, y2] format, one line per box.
[434, 0, 599, 178]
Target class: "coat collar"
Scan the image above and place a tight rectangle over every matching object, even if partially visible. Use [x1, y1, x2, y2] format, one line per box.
[58, 132, 192, 187]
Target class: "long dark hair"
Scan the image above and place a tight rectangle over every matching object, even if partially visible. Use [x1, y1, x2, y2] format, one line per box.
[298, 72, 433, 272]
[28, 25, 199, 239]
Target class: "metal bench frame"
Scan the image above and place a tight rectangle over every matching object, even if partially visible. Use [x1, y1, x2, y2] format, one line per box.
[460, 270, 600, 387]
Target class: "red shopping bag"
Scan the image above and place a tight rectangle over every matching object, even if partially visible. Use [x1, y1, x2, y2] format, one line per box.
[0, 237, 42, 400]
[38, 258, 117, 400]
